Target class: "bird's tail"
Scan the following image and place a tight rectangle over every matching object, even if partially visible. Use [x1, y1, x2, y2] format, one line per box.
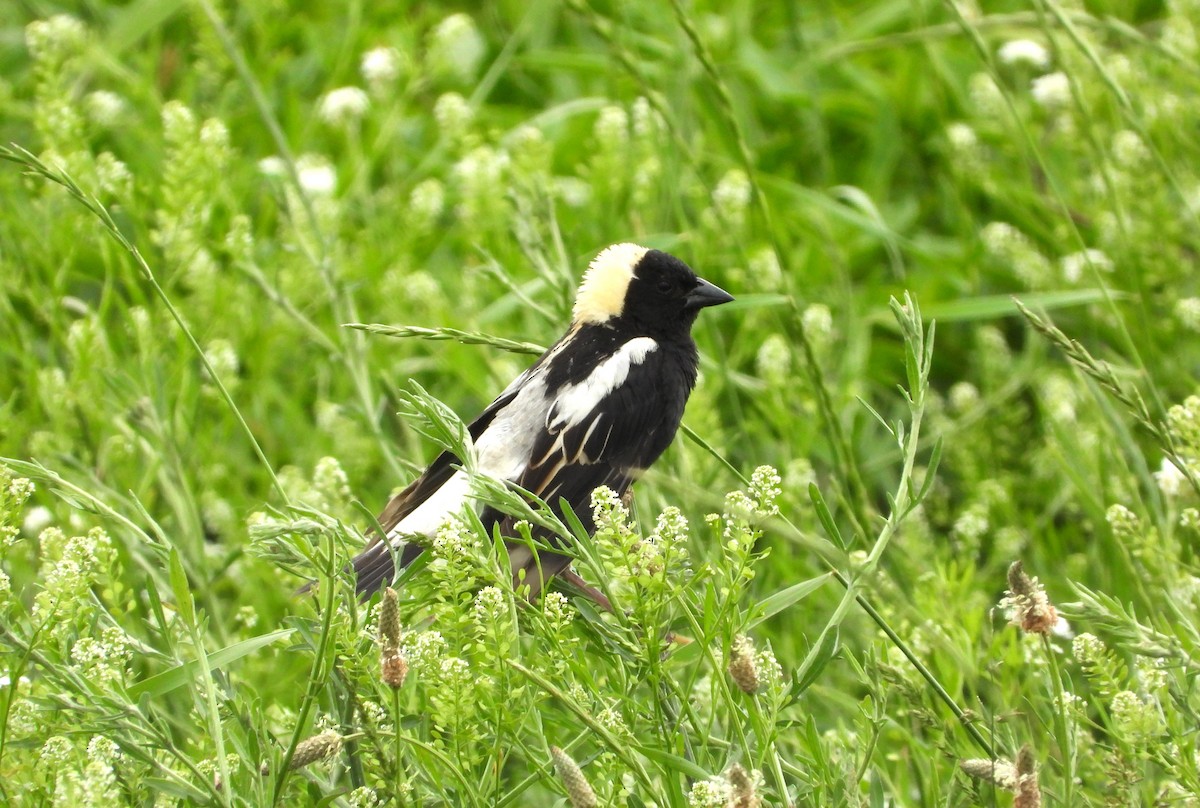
[351, 538, 425, 598]
[302, 535, 574, 600]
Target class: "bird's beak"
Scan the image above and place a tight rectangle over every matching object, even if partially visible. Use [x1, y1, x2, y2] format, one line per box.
[684, 277, 735, 310]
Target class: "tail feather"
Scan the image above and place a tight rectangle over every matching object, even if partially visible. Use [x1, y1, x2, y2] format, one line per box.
[351, 539, 425, 598]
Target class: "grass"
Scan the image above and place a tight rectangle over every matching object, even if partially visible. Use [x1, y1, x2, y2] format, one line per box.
[2, 0, 1200, 805]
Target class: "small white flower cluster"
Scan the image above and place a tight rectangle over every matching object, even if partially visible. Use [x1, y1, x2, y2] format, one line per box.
[651, 506, 689, 549]
[948, 381, 981, 415]
[430, 515, 475, 567]
[1031, 72, 1070, 108]
[952, 502, 990, 543]
[1174, 298, 1200, 332]
[998, 39, 1050, 70]
[35, 526, 115, 608]
[408, 178, 446, 229]
[747, 247, 783, 288]
[312, 456, 351, 507]
[801, 303, 834, 349]
[434, 92, 473, 142]
[401, 630, 448, 681]
[686, 764, 765, 808]
[427, 13, 486, 84]
[753, 336, 792, 381]
[452, 145, 510, 224]
[712, 169, 752, 229]
[507, 124, 550, 178]
[1039, 373, 1078, 424]
[296, 154, 338, 196]
[1110, 690, 1163, 741]
[202, 339, 239, 387]
[85, 90, 126, 127]
[71, 626, 132, 687]
[361, 46, 403, 91]
[591, 486, 634, 538]
[1167, 394, 1200, 454]
[968, 73, 1005, 117]
[980, 221, 1053, 287]
[946, 121, 978, 152]
[1105, 503, 1140, 539]
[1154, 458, 1189, 498]
[472, 585, 507, 624]
[1071, 632, 1106, 666]
[1111, 129, 1149, 168]
[25, 14, 87, 63]
[747, 465, 783, 518]
[686, 776, 732, 808]
[318, 86, 370, 127]
[541, 590, 574, 633]
[594, 105, 629, 150]
[1060, 248, 1113, 283]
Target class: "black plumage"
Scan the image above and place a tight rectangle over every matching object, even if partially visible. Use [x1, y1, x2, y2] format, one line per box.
[350, 244, 732, 597]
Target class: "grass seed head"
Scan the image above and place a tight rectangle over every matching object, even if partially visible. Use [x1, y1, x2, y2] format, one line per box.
[550, 746, 598, 808]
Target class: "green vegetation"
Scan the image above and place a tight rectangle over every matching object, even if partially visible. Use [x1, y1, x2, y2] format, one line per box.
[3, 1, 1200, 804]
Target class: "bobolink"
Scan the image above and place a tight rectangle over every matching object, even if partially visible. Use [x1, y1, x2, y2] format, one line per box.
[351, 243, 733, 597]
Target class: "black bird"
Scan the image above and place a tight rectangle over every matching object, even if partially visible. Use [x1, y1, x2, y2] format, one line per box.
[351, 243, 733, 598]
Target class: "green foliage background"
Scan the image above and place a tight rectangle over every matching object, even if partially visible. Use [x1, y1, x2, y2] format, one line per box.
[2, 0, 1200, 805]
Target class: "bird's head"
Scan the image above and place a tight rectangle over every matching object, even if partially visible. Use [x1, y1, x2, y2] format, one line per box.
[572, 243, 733, 335]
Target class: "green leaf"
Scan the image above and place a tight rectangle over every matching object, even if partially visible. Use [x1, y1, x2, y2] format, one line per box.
[129, 629, 295, 698]
[794, 628, 840, 696]
[167, 547, 194, 627]
[750, 573, 835, 628]
[636, 745, 712, 779]
[808, 483, 847, 551]
[917, 289, 1123, 323]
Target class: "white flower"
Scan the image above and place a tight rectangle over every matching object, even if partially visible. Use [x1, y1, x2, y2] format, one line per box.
[361, 46, 401, 86]
[319, 86, 370, 125]
[554, 177, 591, 208]
[945, 122, 977, 151]
[755, 334, 791, 381]
[801, 303, 834, 346]
[408, 179, 445, 226]
[1060, 248, 1113, 282]
[1112, 129, 1148, 167]
[1031, 71, 1070, 108]
[22, 506, 53, 537]
[258, 156, 288, 177]
[712, 169, 752, 222]
[1155, 458, 1188, 497]
[998, 39, 1050, 69]
[968, 72, 1005, 117]
[428, 13, 485, 83]
[25, 14, 87, 61]
[594, 105, 629, 149]
[949, 381, 981, 414]
[296, 155, 337, 196]
[85, 90, 125, 127]
[433, 92, 472, 140]
[1174, 297, 1200, 331]
[687, 776, 732, 808]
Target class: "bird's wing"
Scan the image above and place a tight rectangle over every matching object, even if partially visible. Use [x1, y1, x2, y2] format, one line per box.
[517, 337, 675, 524]
[374, 367, 534, 538]
[351, 364, 545, 596]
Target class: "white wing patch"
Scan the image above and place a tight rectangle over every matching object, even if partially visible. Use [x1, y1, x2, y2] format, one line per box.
[548, 337, 657, 432]
[386, 469, 471, 541]
[382, 336, 656, 544]
[386, 368, 555, 543]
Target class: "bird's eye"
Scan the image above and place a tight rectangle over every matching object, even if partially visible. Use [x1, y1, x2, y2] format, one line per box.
[656, 280, 673, 294]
